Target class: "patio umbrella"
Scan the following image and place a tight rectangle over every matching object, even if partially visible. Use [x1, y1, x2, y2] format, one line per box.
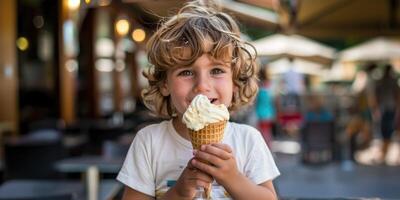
[251, 34, 336, 65]
[268, 57, 325, 75]
[287, 0, 400, 38]
[321, 61, 356, 82]
[339, 37, 400, 62]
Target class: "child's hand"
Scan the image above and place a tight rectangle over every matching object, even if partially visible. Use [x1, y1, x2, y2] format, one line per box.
[172, 158, 214, 199]
[192, 143, 239, 186]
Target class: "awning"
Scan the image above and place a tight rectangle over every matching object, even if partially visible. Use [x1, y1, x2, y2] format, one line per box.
[289, 0, 400, 38]
[339, 37, 400, 62]
[251, 34, 336, 65]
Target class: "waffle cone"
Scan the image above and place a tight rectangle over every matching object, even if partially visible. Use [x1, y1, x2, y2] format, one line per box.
[189, 120, 227, 150]
[189, 120, 227, 200]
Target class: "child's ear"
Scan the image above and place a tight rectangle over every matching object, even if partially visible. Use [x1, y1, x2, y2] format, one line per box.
[231, 85, 239, 101]
[233, 85, 239, 93]
[160, 82, 170, 96]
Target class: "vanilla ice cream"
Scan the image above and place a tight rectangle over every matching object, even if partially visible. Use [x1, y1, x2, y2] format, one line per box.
[182, 94, 229, 131]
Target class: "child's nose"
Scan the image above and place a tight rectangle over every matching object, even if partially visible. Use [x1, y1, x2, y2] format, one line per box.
[193, 75, 211, 93]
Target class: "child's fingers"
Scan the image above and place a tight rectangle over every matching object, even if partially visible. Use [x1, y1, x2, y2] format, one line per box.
[210, 143, 233, 153]
[200, 144, 232, 160]
[186, 158, 196, 170]
[194, 149, 221, 166]
[191, 170, 213, 183]
[176, 166, 212, 198]
[186, 159, 213, 182]
[191, 159, 217, 176]
[186, 166, 214, 188]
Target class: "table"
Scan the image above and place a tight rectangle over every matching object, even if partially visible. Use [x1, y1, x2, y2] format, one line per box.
[0, 179, 122, 200]
[55, 156, 124, 174]
[54, 156, 124, 200]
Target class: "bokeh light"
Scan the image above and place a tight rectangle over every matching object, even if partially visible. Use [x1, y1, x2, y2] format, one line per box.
[115, 19, 130, 36]
[131, 28, 146, 42]
[67, 0, 80, 10]
[16, 37, 29, 51]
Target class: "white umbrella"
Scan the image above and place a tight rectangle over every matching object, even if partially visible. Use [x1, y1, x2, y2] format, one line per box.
[339, 37, 400, 62]
[268, 58, 325, 75]
[321, 61, 356, 82]
[251, 34, 336, 64]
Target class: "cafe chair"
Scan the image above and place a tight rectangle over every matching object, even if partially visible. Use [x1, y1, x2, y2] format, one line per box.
[300, 121, 335, 164]
[85, 122, 123, 155]
[86, 118, 137, 155]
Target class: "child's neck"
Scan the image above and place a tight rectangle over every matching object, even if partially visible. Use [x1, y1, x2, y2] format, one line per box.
[172, 117, 190, 141]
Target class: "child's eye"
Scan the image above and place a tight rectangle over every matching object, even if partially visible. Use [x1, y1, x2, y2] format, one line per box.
[178, 70, 193, 76]
[211, 68, 225, 75]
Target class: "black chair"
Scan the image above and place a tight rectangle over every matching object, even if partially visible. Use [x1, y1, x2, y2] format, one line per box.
[301, 121, 335, 164]
[3, 131, 67, 180]
[86, 122, 125, 155]
[86, 118, 137, 155]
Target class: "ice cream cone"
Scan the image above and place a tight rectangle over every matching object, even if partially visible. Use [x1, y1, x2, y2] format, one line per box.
[189, 120, 227, 200]
[189, 120, 227, 151]
[182, 95, 230, 200]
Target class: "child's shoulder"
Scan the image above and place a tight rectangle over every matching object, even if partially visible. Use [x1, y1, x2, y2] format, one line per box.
[136, 120, 171, 137]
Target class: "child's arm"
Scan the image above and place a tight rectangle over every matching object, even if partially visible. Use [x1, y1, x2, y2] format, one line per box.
[122, 186, 154, 200]
[160, 159, 214, 200]
[192, 144, 278, 200]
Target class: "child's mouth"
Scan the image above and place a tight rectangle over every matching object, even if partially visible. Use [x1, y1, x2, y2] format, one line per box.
[209, 98, 217, 104]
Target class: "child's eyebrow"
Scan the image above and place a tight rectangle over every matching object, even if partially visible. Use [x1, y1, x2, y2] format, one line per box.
[211, 60, 231, 67]
[208, 55, 233, 66]
[207, 56, 230, 65]
[170, 66, 191, 72]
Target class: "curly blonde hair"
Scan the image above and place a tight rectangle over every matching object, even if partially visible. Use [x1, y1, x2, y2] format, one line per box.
[142, 0, 259, 118]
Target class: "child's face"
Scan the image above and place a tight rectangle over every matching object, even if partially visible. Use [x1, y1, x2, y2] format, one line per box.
[161, 53, 235, 117]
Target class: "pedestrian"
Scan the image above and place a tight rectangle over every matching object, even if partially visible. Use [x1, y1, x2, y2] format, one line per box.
[255, 67, 276, 147]
[371, 64, 400, 164]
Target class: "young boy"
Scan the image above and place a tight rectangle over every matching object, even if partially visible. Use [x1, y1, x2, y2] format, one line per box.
[117, 1, 280, 199]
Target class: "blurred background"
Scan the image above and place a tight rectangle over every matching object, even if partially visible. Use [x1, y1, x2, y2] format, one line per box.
[0, 0, 400, 199]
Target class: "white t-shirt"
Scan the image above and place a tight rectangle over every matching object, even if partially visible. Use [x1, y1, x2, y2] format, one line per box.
[117, 120, 280, 199]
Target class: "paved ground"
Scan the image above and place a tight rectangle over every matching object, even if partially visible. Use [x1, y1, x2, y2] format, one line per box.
[273, 141, 400, 199]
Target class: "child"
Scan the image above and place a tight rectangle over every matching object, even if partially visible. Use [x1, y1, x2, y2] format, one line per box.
[117, 1, 280, 199]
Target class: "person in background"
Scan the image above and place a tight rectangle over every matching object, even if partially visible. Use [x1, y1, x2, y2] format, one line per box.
[395, 106, 400, 165]
[117, 1, 280, 199]
[345, 64, 376, 161]
[255, 67, 276, 147]
[304, 93, 333, 122]
[276, 57, 304, 137]
[300, 93, 334, 164]
[283, 57, 305, 96]
[370, 64, 400, 164]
